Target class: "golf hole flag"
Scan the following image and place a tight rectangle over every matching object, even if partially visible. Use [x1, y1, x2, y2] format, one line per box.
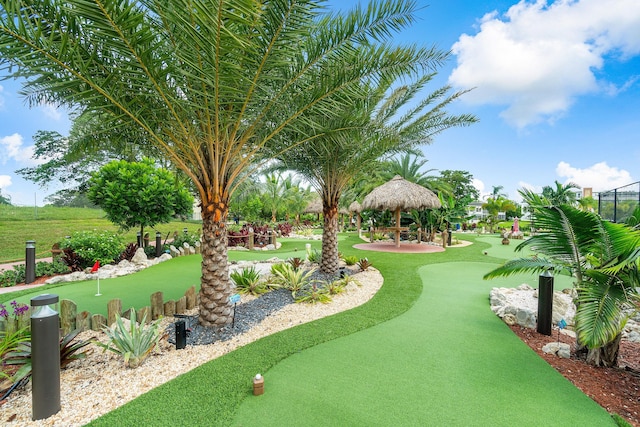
[92, 261, 102, 296]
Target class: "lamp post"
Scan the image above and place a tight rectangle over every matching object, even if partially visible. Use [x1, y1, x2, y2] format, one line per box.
[25, 240, 36, 284]
[31, 294, 60, 420]
[156, 232, 162, 257]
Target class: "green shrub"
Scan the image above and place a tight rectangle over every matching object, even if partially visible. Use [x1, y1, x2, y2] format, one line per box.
[230, 267, 267, 295]
[294, 282, 331, 304]
[63, 230, 126, 268]
[171, 232, 200, 248]
[307, 249, 321, 263]
[343, 255, 358, 266]
[0, 259, 69, 287]
[96, 308, 161, 368]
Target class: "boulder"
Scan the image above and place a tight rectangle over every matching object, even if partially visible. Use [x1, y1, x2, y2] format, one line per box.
[542, 342, 571, 359]
[131, 248, 148, 265]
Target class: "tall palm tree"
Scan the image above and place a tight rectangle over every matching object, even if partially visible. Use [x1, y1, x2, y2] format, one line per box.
[271, 73, 476, 274]
[542, 180, 581, 206]
[381, 153, 449, 195]
[485, 189, 640, 367]
[1, 0, 435, 325]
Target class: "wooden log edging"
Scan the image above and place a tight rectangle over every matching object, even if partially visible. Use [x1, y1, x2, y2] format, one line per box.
[53, 284, 199, 333]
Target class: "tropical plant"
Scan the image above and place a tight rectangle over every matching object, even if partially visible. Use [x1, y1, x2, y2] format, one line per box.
[271, 264, 316, 297]
[541, 180, 581, 206]
[97, 309, 162, 368]
[87, 158, 193, 238]
[343, 255, 359, 266]
[307, 249, 322, 264]
[287, 258, 304, 271]
[484, 200, 640, 367]
[294, 282, 332, 304]
[3, 328, 92, 382]
[357, 258, 373, 271]
[325, 279, 347, 295]
[482, 197, 516, 233]
[230, 267, 267, 296]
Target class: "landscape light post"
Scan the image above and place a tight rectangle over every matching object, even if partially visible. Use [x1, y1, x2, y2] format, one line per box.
[537, 270, 554, 336]
[31, 294, 60, 420]
[25, 240, 36, 284]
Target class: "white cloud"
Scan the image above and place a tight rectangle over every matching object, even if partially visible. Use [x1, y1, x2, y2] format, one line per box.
[0, 175, 11, 189]
[0, 133, 41, 166]
[555, 161, 633, 192]
[40, 103, 62, 121]
[472, 178, 485, 195]
[449, 0, 640, 127]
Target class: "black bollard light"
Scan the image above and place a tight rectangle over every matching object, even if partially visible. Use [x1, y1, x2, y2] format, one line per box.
[136, 231, 142, 248]
[175, 320, 187, 349]
[155, 232, 162, 257]
[31, 294, 60, 420]
[25, 240, 36, 284]
[183, 227, 188, 235]
[537, 270, 554, 336]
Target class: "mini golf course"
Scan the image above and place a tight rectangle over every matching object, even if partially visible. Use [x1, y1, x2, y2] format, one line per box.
[22, 233, 614, 426]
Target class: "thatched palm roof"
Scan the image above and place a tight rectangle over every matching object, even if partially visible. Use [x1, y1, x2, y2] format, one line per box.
[348, 201, 362, 213]
[304, 198, 323, 214]
[361, 175, 441, 212]
[362, 175, 441, 248]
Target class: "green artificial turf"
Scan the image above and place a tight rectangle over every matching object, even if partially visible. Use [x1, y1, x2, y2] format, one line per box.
[82, 233, 611, 426]
[232, 262, 611, 426]
[1, 238, 326, 314]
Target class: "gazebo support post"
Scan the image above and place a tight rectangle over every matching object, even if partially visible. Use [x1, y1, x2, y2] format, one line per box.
[394, 208, 401, 248]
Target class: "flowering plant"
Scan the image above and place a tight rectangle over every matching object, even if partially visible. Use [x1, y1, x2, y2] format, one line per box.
[0, 300, 29, 320]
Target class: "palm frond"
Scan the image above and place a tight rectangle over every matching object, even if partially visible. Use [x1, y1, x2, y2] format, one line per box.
[483, 257, 555, 279]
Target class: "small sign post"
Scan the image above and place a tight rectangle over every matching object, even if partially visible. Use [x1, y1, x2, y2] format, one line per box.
[229, 294, 241, 328]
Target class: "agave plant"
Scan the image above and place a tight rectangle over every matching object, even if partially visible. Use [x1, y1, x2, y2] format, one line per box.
[484, 199, 640, 367]
[3, 328, 92, 383]
[357, 258, 373, 271]
[97, 309, 161, 368]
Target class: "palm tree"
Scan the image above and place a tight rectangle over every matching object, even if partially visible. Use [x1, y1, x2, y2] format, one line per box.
[482, 197, 516, 233]
[542, 181, 581, 206]
[381, 153, 450, 196]
[1, 0, 439, 325]
[485, 190, 640, 367]
[271, 73, 476, 274]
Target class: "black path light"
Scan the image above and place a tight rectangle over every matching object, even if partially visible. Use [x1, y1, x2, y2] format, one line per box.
[537, 270, 554, 336]
[25, 240, 36, 284]
[31, 294, 60, 420]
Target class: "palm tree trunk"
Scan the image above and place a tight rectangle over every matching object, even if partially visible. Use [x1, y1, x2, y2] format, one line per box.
[199, 202, 233, 327]
[321, 203, 340, 275]
[584, 335, 622, 367]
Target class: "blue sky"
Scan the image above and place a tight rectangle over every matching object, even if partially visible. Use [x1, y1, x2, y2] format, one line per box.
[1, 0, 639, 206]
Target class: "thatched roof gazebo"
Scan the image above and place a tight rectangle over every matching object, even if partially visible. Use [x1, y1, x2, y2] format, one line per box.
[304, 198, 323, 214]
[362, 175, 441, 247]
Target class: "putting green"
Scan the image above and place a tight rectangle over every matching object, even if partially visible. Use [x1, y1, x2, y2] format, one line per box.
[232, 262, 612, 426]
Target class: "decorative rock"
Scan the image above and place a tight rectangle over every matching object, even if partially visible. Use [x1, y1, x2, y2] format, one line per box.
[76, 311, 91, 332]
[91, 314, 107, 331]
[164, 300, 176, 317]
[60, 299, 77, 335]
[542, 342, 571, 359]
[131, 248, 148, 265]
[490, 286, 576, 329]
[185, 286, 197, 309]
[176, 296, 187, 314]
[151, 291, 164, 320]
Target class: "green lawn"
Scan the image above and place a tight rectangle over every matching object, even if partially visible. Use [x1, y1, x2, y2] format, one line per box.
[85, 233, 614, 426]
[0, 205, 200, 263]
[1, 238, 326, 316]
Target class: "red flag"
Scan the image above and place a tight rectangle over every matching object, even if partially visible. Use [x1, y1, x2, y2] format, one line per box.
[91, 260, 100, 273]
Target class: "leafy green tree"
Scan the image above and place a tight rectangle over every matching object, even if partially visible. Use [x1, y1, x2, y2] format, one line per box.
[0, 189, 10, 205]
[1, 0, 446, 325]
[439, 170, 480, 215]
[482, 197, 516, 233]
[485, 194, 640, 367]
[87, 159, 193, 239]
[44, 189, 97, 208]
